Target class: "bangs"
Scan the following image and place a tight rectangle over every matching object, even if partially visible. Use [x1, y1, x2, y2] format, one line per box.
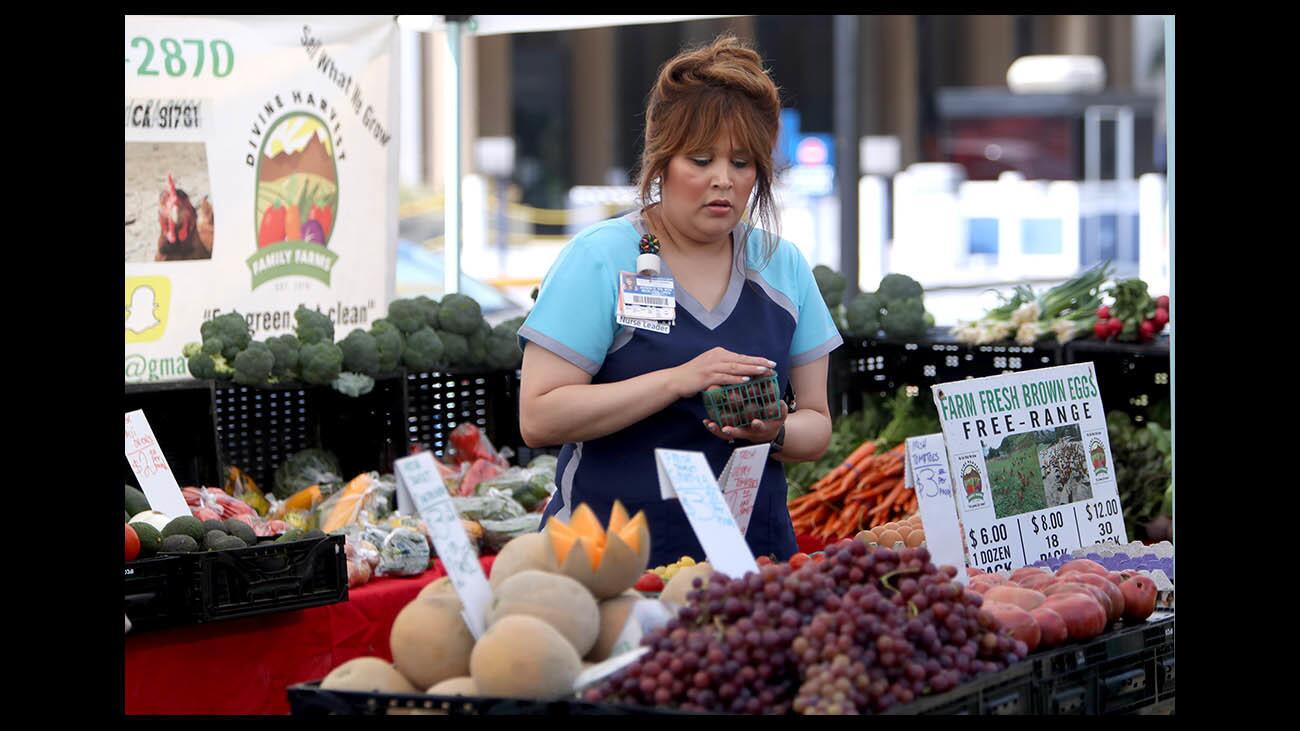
[656, 90, 774, 163]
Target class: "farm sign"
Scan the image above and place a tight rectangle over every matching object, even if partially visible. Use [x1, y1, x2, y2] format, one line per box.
[931, 363, 1126, 572]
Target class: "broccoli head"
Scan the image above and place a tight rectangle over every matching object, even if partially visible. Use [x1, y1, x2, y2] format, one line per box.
[184, 342, 233, 381]
[266, 334, 301, 380]
[338, 329, 380, 377]
[813, 265, 847, 308]
[370, 323, 404, 372]
[880, 297, 928, 340]
[844, 293, 883, 338]
[485, 332, 523, 370]
[294, 305, 335, 345]
[299, 341, 344, 385]
[413, 296, 441, 328]
[466, 321, 491, 367]
[332, 372, 376, 398]
[232, 341, 276, 386]
[437, 330, 469, 367]
[877, 273, 925, 308]
[437, 293, 484, 336]
[493, 316, 526, 341]
[200, 312, 252, 360]
[402, 328, 446, 372]
[386, 299, 428, 335]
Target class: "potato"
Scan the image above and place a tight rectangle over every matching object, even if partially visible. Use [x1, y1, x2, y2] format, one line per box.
[1011, 567, 1050, 583]
[1029, 606, 1069, 648]
[1119, 576, 1158, 622]
[983, 585, 1047, 611]
[1057, 558, 1109, 577]
[1068, 572, 1126, 623]
[1043, 582, 1112, 619]
[1041, 594, 1107, 641]
[1014, 572, 1057, 592]
[983, 601, 1041, 652]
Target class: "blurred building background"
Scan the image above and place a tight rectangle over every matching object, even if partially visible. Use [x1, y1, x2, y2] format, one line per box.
[395, 15, 1170, 325]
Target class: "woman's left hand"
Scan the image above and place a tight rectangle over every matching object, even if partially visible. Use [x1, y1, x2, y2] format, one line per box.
[703, 400, 788, 444]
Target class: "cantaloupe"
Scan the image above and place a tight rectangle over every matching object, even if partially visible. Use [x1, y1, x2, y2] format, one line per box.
[487, 570, 600, 657]
[660, 562, 713, 607]
[470, 615, 582, 701]
[417, 576, 455, 600]
[544, 502, 651, 600]
[486, 532, 553, 591]
[568, 504, 606, 551]
[427, 676, 477, 697]
[321, 657, 418, 694]
[607, 502, 630, 536]
[389, 594, 475, 690]
[587, 594, 640, 662]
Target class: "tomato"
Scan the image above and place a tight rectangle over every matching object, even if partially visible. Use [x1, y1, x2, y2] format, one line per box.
[125, 524, 141, 562]
[789, 552, 811, 569]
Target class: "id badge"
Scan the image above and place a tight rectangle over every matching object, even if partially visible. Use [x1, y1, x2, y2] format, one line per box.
[617, 271, 675, 321]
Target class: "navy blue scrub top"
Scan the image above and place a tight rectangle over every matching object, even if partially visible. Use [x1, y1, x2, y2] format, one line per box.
[518, 211, 842, 566]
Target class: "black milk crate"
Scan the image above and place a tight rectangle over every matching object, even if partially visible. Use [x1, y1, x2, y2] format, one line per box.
[404, 368, 520, 459]
[837, 329, 968, 413]
[287, 683, 679, 716]
[1063, 336, 1170, 424]
[884, 661, 1035, 715]
[180, 534, 348, 623]
[124, 380, 222, 489]
[1031, 612, 1174, 714]
[124, 555, 190, 631]
[964, 340, 1063, 380]
[212, 374, 407, 491]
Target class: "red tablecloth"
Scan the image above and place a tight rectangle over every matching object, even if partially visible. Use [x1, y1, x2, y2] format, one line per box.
[125, 555, 495, 715]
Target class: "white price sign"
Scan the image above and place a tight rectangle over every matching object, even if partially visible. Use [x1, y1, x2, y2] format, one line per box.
[931, 363, 1127, 573]
[394, 452, 492, 639]
[655, 449, 759, 579]
[904, 434, 968, 586]
[124, 409, 192, 520]
[717, 443, 769, 535]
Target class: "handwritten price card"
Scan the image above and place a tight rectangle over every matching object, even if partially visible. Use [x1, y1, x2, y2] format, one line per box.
[718, 443, 770, 535]
[124, 410, 191, 519]
[656, 449, 759, 579]
[905, 434, 969, 586]
[394, 452, 492, 639]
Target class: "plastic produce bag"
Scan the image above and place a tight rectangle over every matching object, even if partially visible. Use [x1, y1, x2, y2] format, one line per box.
[315, 473, 397, 534]
[474, 466, 554, 512]
[452, 493, 526, 522]
[376, 527, 432, 577]
[479, 514, 543, 553]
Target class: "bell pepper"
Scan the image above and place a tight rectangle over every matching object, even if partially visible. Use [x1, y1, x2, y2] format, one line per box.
[309, 204, 333, 239]
[258, 205, 287, 247]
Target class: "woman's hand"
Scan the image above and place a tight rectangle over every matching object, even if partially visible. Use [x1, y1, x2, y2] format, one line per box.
[670, 347, 776, 399]
[704, 400, 788, 444]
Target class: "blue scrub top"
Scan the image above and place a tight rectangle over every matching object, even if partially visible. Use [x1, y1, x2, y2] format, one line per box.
[518, 211, 842, 566]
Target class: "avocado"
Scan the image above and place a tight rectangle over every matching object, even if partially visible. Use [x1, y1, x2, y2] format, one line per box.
[125, 485, 152, 517]
[130, 522, 162, 557]
[160, 534, 199, 553]
[304, 528, 327, 541]
[209, 535, 249, 551]
[204, 530, 229, 549]
[223, 519, 257, 546]
[202, 519, 227, 534]
[162, 516, 205, 543]
[125, 510, 130, 523]
[276, 528, 306, 543]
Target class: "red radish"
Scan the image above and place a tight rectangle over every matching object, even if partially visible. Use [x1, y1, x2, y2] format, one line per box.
[1156, 295, 1169, 310]
[1107, 318, 1124, 337]
[1139, 320, 1156, 341]
[1096, 305, 1110, 319]
[1153, 308, 1169, 327]
[1093, 321, 1110, 339]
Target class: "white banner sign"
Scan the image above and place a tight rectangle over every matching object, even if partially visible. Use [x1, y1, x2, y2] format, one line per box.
[932, 363, 1127, 573]
[125, 16, 399, 383]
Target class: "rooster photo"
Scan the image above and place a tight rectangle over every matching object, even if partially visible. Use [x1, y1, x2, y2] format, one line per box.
[981, 424, 1092, 520]
[125, 142, 215, 263]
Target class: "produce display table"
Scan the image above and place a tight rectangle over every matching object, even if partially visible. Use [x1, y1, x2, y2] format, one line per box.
[125, 555, 496, 715]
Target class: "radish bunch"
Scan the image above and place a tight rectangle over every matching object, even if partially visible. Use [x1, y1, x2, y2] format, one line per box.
[1093, 279, 1169, 344]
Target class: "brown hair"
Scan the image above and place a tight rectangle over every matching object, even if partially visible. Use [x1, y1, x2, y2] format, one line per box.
[635, 34, 783, 267]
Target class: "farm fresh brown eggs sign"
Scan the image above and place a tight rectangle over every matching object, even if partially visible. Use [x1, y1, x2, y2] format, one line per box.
[931, 364, 1125, 573]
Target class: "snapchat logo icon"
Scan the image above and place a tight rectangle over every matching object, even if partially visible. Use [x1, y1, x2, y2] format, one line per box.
[125, 276, 170, 343]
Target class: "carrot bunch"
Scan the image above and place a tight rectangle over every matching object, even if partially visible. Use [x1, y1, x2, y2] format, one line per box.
[787, 441, 916, 541]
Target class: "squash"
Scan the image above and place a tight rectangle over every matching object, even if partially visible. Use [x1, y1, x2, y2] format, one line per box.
[282, 484, 324, 514]
[320, 473, 375, 533]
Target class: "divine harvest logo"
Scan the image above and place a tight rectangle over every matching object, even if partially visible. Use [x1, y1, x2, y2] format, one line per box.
[960, 461, 986, 508]
[247, 112, 339, 289]
[1089, 439, 1109, 478]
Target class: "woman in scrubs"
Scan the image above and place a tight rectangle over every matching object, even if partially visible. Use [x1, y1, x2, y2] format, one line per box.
[518, 35, 842, 565]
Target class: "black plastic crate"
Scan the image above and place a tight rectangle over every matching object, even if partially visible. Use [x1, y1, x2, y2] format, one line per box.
[179, 534, 348, 623]
[885, 661, 1036, 715]
[124, 555, 190, 631]
[405, 369, 519, 459]
[124, 380, 222, 488]
[287, 683, 677, 716]
[315, 372, 409, 479]
[1031, 612, 1173, 714]
[964, 340, 1063, 379]
[1028, 611, 1174, 680]
[1063, 336, 1170, 424]
[213, 381, 315, 491]
[837, 330, 964, 414]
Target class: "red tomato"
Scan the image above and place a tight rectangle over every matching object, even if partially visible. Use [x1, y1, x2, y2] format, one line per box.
[634, 572, 665, 593]
[789, 552, 811, 569]
[125, 524, 141, 562]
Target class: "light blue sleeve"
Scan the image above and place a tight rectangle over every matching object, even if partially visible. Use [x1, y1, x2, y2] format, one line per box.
[788, 246, 844, 366]
[518, 237, 618, 376]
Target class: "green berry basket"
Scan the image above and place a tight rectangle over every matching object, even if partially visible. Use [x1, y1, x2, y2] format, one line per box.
[702, 373, 781, 428]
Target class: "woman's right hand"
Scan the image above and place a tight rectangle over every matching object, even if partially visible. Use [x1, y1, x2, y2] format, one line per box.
[668, 347, 776, 399]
